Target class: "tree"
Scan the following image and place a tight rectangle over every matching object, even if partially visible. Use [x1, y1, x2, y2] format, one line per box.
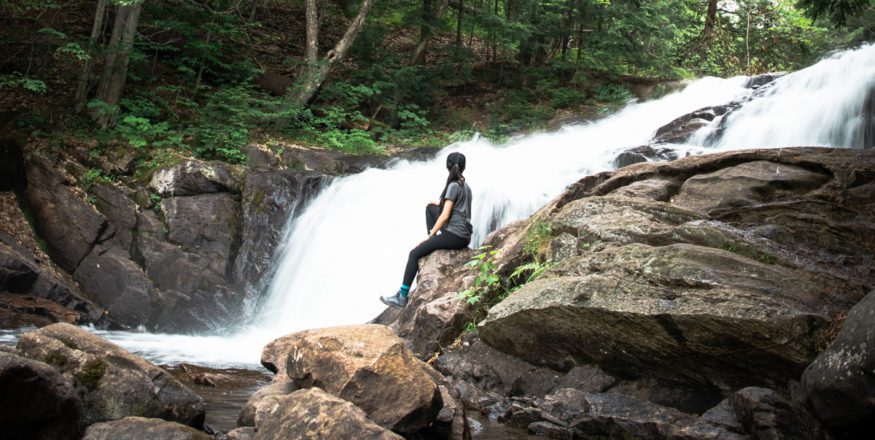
[89, 0, 144, 128]
[291, 0, 377, 106]
[796, 0, 870, 24]
[74, 0, 109, 113]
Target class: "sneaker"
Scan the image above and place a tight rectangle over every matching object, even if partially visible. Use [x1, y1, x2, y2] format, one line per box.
[380, 292, 408, 309]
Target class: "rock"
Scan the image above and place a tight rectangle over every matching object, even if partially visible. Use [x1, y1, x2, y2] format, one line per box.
[550, 195, 705, 248]
[671, 399, 750, 440]
[672, 160, 830, 214]
[73, 245, 156, 327]
[81, 417, 211, 440]
[0, 351, 84, 440]
[611, 176, 681, 202]
[91, 183, 139, 251]
[0, 233, 104, 326]
[503, 389, 694, 440]
[479, 242, 847, 391]
[280, 145, 385, 175]
[261, 324, 442, 434]
[435, 336, 615, 404]
[744, 73, 784, 89]
[233, 170, 326, 295]
[16, 323, 204, 427]
[614, 145, 678, 168]
[800, 290, 875, 437]
[149, 160, 243, 197]
[23, 151, 108, 272]
[729, 387, 822, 440]
[237, 381, 296, 427]
[0, 292, 80, 328]
[651, 105, 731, 145]
[226, 427, 255, 440]
[372, 248, 474, 359]
[253, 388, 403, 440]
[161, 193, 241, 275]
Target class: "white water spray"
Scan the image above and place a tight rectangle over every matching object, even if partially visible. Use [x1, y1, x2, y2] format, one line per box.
[6, 45, 871, 368]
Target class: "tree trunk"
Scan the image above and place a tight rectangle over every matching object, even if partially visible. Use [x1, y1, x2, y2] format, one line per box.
[299, 0, 319, 95]
[74, 0, 108, 113]
[193, 28, 212, 96]
[704, 0, 717, 38]
[292, 0, 375, 106]
[91, 0, 143, 128]
[455, 0, 463, 46]
[410, 0, 448, 65]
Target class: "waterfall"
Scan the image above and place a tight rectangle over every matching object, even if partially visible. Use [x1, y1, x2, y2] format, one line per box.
[9, 44, 868, 368]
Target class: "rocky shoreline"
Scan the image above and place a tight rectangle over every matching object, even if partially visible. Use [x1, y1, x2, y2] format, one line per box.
[2, 93, 875, 438]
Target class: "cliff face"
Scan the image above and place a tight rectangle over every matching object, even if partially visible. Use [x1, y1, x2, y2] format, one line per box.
[0, 141, 388, 331]
[380, 146, 875, 439]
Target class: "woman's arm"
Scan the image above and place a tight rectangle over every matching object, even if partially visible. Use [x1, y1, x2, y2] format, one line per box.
[428, 200, 454, 237]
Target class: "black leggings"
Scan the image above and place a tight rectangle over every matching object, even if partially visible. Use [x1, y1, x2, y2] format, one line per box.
[402, 204, 470, 286]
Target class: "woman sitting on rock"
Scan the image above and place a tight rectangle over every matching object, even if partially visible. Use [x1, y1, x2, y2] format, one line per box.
[381, 152, 473, 309]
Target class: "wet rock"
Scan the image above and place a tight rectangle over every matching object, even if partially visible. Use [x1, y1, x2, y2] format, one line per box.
[233, 170, 326, 295]
[253, 388, 403, 440]
[614, 145, 678, 168]
[672, 160, 830, 214]
[744, 73, 784, 89]
[149, 160, 243, 197]
[16, 323, 205, 427]
[0, 351, 84, 440]
[611, 176, 681, 202]
[73, 245, 156, 327]
[81, 417, 211, 440]
[800, 290, 875, 438]
[479, 242, 846, 391]
[651, 105, 732, 144]
[730, 387, 823, 440]
[280, 145, 385, 175]
[23, 151, 108, 272]
[161, 193, 241, 275]
[261, 324, 442, 434]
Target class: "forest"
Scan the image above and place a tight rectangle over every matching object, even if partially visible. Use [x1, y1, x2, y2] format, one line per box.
[1, 0, 873, 170]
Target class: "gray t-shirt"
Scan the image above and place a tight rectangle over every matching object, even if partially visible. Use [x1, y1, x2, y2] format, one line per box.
[443, 181, 473, 239]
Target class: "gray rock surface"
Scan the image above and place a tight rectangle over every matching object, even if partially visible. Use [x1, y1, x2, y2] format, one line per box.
[800, 290, 875, 438]
[149, 160, 243, 197]
[16, 323, 204, 427]
[0, 351, 84, 440]
[81, 417, 211, 440]
[252, 388, 402, 440]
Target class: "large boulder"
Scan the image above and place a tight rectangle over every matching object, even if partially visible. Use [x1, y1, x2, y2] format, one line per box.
[149, 160, 243, 197]
[800, 290, 875, 438]
[252, 388, 403, 440]
[0, 351, 84, 440]
[671, 399, 750, 440]
[261, 324, 443, 434]
[90, 182, 139, 252]
[480, 242, 846, 390]
[16, 323, 204, 427]
[81, 417, 211, 440]
[23, 151, 108, 272]
[729, 387, 823, 440]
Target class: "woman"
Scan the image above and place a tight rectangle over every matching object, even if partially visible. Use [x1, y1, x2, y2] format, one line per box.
[381, 152, 473, 309]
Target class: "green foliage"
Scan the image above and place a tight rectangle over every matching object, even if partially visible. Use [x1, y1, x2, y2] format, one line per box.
[0, 73, 47, 94]
[458, 245, 552, 333]
[523, 221, 553, 261]
[592, 84, 633, 104]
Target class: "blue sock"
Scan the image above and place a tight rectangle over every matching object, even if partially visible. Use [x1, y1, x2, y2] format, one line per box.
[399, 284, 410, 297]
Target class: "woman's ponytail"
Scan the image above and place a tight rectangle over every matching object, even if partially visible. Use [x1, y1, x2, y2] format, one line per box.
[438, 153, 466, 210]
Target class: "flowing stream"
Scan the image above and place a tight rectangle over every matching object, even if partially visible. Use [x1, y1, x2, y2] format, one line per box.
[2, 44, 873, 369]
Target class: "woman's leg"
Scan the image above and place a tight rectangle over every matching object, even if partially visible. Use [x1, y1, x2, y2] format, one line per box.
[425, 203, 440, 233]
[402, 232, 469, 287]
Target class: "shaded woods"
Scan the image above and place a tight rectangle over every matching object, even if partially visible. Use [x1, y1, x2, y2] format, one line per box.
[1, 0, 873, 167]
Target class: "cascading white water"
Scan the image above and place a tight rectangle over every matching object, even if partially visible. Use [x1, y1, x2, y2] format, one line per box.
[5, 45, 871, 368]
